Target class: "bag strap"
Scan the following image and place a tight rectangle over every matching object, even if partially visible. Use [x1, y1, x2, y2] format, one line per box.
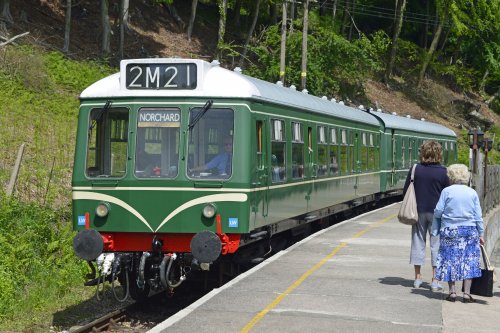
[480, 244, 493, 270]
[410, 164, 417, 182]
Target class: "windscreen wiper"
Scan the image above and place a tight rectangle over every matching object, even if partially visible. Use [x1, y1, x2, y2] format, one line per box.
[89, 100, 112, 132]
[188, 100, 213, 131]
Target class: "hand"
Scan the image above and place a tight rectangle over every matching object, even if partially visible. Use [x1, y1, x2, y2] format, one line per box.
[479, 236, 485, 245]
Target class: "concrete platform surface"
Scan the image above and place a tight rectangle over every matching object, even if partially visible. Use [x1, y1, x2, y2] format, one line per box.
[149, 203, 500, 333]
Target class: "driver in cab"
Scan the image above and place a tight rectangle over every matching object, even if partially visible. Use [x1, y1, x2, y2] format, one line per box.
[190, 137, 233, 176]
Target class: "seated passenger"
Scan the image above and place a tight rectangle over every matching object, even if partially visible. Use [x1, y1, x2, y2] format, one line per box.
[190, 137, 233, 176]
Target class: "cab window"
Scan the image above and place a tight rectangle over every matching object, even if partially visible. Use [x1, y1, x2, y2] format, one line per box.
[135, 108, 180, 178]
[86, 106, 128, 178]
[187, 108, 234, 179]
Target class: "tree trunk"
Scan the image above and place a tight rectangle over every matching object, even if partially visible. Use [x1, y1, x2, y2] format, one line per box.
[233, 0, 241, 28]
[384, 0, 406, 83]
[438, 25, 451, 52]
[480, 69, 489, 95]
[341, 0, 350, 37]
[417, 8, 446, 87]
[122, 0, 130, 33]
[332, 0, 338, 21]
[289, 0, 295, 34]
[119, 0, 126, 59]
[217, 0, 227, 60]
[187, 0, 198, 41]
[239, 0, 261, 68]
[0, 0, 13, 24]
[348, 0, 356, 41]
[62, 0, 72, 53]
[101, 0, 111, 56]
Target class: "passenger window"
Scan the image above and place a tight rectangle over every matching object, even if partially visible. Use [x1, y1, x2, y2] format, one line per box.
[340, 129, 348, 174]
[86, 106, 129, 178]
[329, 128, 338, 175]
[291, 122, 304, 179]
[271, 119, 286, 182]
[360, 132, 368, 171]
[317, 126, 328, 177]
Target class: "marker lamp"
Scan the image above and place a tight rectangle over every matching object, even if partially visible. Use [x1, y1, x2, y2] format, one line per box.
[95, 202, 110, 217]
[202, 203, 216, 219]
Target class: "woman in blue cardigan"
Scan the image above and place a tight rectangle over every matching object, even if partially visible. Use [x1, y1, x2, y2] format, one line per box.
[432, 164, 484, 302]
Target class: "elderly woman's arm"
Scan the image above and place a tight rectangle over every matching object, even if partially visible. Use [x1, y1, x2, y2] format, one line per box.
[431, 191, 447, 236]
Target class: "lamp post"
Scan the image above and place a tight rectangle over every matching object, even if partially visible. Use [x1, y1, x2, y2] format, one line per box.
[482, 137, 493, 209]
[467, 128, 484, 174]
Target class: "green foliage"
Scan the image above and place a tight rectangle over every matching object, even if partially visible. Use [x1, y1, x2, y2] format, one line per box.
[0, 195, 87, 324]
[44, 52, 116, 91]
[430, 61, 478, 92]
[245, 25, 389, 100]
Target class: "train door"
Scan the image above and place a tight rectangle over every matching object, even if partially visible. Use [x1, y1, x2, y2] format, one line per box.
[353, 132, 360, 194]
[305, 126, 313, 212]
[391, 129, 397, 186]
[254, 116, 269, 219]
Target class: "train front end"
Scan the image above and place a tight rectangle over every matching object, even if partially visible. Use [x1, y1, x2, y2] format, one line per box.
[71, 59, 251, 299]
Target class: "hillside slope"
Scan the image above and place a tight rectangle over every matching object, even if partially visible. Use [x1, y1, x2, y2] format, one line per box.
[4, 1, 500, 134]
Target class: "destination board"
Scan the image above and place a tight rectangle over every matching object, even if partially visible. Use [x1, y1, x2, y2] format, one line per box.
[138, 108, 180, 127]
[125, 63, 197, 89]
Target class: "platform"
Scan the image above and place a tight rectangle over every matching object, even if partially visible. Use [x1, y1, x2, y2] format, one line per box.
[149, 203, 500, 333]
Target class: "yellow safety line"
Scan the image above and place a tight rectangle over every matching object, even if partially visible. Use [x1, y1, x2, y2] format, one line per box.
[239, 214, 397, 333]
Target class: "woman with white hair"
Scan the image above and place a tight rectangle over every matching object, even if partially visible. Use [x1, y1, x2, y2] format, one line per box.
[431, 164, 484, 303]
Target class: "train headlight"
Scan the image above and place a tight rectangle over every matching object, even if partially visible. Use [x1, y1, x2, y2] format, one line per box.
[202, 203, 216, 219]
[95, 202, 110, 217]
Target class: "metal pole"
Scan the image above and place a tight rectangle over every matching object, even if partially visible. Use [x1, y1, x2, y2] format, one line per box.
[473, 129, 477, 174]
[300, 0, 309, 91]
[279, 0, 287, 83]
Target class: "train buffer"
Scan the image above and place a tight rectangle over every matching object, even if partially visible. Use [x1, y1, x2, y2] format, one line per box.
[149, 203, 500, 333]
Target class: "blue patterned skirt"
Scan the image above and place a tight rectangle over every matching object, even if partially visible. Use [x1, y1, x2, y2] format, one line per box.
[435, 226, 482, 282]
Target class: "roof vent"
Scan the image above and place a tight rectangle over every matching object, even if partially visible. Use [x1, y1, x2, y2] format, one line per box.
[377, 108, 382, 112]
[331, 98, 337, 103]
[369, 107, 374, 112]
[321, 96, 328, 100]
[392, 112, 397, 116]
[339, 101, 345, 105]
[290, 85, 297, 90]
[302, 89, 308, 94]
[421, 118, 425, 121]
[211, 60, 220, 66]
[233, 67, 242, 73]
[358, 105, 364, 110]
[406, 115, 411, 118]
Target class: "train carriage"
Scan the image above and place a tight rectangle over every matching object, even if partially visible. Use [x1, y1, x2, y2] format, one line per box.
[72, 58, 456, 299]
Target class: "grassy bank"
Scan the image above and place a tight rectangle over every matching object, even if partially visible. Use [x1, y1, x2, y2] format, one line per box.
[0, 46, 113, 331]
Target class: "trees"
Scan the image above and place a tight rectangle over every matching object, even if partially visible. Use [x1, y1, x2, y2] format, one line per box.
[384, 0, 406, 83]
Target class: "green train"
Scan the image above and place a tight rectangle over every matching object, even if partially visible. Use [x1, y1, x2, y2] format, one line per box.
[72, 58, 457, 300]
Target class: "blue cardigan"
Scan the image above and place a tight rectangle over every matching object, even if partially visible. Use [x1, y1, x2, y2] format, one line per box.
[403, 163, 449, 214]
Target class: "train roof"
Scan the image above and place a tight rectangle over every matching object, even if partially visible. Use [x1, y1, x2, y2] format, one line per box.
[369, 110, 456, 138]
[80, 58, 379, 127]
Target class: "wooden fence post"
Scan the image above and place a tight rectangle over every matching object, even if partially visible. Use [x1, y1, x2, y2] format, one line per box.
[6, 143, 25, 196]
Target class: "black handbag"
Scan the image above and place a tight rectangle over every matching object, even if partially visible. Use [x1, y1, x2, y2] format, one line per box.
[470, 245, 496, 297]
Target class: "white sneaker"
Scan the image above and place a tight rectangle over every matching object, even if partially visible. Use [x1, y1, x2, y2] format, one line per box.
[414, 279, 423, 288]
[430, 282, 443, 292]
